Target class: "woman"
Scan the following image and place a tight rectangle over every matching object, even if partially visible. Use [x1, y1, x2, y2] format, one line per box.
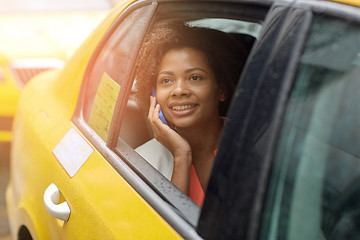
[135, 22, 248, 206]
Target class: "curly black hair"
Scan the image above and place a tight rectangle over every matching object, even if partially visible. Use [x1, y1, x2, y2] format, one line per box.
[135, 21, 249, 116]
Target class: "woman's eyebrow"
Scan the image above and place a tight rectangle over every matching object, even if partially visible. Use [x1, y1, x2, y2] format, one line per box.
[185, 68, 207, 74]
[158, 71, 174, 76]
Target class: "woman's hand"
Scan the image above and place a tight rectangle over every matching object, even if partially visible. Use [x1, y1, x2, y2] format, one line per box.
[148, 96, 192, 194]
[148, 96, 190, 156]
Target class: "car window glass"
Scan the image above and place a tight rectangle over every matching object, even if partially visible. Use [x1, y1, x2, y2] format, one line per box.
[188, 18, 262, 37]
[83, 5, 152, 141]
[258, 15, 360, 240]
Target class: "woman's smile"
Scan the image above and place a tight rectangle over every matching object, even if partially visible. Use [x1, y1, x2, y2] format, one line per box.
[172, 105, 196, 111]
[168, 104, 199, 118]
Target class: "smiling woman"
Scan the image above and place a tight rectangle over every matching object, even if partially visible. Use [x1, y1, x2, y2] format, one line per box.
[134, 22, 249, 206]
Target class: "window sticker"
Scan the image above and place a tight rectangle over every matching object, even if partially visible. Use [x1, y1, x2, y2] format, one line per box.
[53, 128, 94, 178]
[88, 73, 121, 141]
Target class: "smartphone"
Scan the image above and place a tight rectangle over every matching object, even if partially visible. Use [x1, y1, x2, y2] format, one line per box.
[152, 89, 167, 125]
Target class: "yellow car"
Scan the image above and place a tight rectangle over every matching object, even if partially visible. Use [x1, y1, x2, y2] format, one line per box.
[6, 0, 360, 239]
[0, 0, 112, 144]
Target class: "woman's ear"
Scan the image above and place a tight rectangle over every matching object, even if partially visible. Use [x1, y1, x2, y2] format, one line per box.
[218, 87, 227, 102]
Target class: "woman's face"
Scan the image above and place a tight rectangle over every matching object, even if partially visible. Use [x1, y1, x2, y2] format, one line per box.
[156, 47, 223, 128]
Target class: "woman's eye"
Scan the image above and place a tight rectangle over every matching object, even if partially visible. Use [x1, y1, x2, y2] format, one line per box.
[190, 75, 202, 81]
[161, 78, 171, 84]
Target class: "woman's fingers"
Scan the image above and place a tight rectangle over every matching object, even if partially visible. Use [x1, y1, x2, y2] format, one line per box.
[153, 104, 163, 125]
[148, 96, 167, 136]
[148, 96, 156, 120]
[148, 97, 158, 126]
[148, 96, 165, 127]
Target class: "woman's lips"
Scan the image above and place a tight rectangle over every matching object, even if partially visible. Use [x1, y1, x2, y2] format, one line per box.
[168, 103, 198, 116]
[171, 104, 197, 111]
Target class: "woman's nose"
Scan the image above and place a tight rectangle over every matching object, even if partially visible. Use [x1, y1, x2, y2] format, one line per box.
[171, 80, 190, 96]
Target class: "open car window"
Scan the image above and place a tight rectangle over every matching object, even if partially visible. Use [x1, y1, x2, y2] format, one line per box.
[113, 0, 267, 226]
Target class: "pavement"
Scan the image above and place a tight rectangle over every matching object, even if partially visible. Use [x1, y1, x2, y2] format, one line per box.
[0, 143, 12, 240]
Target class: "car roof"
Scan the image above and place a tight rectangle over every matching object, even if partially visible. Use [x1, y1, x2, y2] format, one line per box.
[123, 0, 360, 9]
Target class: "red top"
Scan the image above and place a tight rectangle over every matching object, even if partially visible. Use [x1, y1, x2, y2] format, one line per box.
[189, 119, 224, 206]
[189, 149, 219, 207]
[189, 165, 204, 207]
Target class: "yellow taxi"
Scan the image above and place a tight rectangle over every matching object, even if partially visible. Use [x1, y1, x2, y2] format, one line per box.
[6, 0, 360, 239]
[0, 0, 112, 143]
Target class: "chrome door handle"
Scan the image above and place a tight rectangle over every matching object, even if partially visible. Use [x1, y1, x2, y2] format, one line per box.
[43, 183, 71, 221]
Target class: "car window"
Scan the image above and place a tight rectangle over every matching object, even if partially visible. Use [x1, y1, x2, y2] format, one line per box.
[83, 4, 154, 142]
[188, 18, 262, 37]
[258, 15, 360, 240]
[113, 1, 266, 224]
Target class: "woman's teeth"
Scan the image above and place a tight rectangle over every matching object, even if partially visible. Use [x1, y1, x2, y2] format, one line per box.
[172, 105, 193, 111]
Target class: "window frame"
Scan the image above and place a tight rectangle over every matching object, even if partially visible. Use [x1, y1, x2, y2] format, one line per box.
[71, 0, 283, 238]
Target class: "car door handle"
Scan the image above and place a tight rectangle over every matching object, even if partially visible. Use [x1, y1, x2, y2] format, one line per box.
[43, 183, 71, 222]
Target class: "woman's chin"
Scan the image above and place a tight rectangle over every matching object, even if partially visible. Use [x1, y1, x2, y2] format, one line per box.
[168, 119, 198, 129]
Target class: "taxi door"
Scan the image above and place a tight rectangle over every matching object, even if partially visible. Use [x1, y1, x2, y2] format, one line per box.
[44, 1, 182, 239]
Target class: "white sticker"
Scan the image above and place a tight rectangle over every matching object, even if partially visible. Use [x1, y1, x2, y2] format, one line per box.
[53, 128, 94, 177]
